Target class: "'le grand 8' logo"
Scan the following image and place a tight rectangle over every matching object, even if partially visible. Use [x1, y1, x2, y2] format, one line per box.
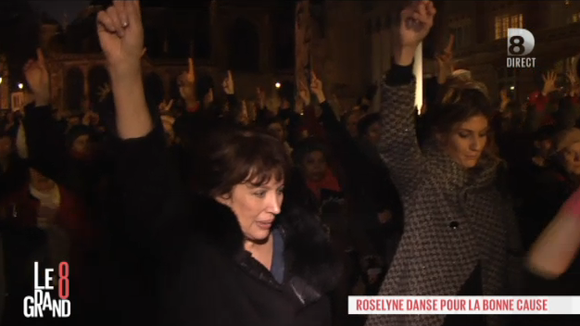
[506, 28, 537, 68]
[23, 262, 71, 318]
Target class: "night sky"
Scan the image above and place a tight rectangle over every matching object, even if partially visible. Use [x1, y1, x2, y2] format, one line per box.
[29, 1, 91, 25]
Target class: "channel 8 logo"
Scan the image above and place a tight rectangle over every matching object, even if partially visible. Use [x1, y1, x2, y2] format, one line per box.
[507, 28, 535, 56]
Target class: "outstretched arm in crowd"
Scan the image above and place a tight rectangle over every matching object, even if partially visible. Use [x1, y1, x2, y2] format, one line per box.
[97, 1, 151, 139]
[22, 49, 68, 184]
[97, 1, 188, 251]
[222, 70, 239, 110]
[376, 1, 434, 197]
[527, 186, 580, 279]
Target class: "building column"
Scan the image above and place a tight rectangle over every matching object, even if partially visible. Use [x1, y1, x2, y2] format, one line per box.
[260, 13, 272, 73]
[210, 0, 225, 68]
[80, 65, 90, 111]
[295, 0, 311, 109]
[162, 70, 171, 100]
[0, 73, 8, 110]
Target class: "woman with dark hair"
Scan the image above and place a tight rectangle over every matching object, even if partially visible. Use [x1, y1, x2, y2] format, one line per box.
[292, 138, 341, 201]
[365, 2, 521, 326]
[341, 110, 363, 138]
[263, 116, 293, 155]
[357, 113, 381, 147]
[97, 2, 340, 326]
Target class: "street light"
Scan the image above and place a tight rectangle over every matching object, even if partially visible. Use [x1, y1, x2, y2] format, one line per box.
[18, 83, 23, 89]
[510, 86, 515, 90]
[0, 77, 3, 84]
[275, 82, 281, 89]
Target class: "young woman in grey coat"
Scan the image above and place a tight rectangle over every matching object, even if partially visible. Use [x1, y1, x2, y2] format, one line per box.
[365, 2, 522, 326]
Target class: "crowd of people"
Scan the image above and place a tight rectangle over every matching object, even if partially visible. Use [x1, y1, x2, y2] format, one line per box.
[0, 1, 580, 325]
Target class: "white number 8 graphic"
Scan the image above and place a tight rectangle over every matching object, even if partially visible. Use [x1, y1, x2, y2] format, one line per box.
[507, 28, 535, 56]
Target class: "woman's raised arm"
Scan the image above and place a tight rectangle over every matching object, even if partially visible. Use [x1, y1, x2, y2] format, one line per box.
[97, 1, 189, 251]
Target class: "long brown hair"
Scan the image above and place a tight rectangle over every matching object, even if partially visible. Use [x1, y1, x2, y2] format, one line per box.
[424, 75, 499, 157]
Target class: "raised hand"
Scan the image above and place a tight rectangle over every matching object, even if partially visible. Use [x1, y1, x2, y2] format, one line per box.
[567, 70, 577, 86]
[298, 80, 311, 107]
[256, 87, 266, 108]
[395, 1, 436, 66]
[239, 100, 250, 125]
[566, 68, 579, 96]
[400, 1, 436, 47]
[82, 110, 100, 126]
[97, 0, 151, 139]
[161, 115, 176, 143]
[310, 71, 325, 103]
[222, 70, 234, 95]
[96, 1, 143, 70]
[500, 88, 509, 101]
[176, 58, 196, 103]
[158, 99, 174, 112]
[499, 88, 511, 112]
[177, 57, 195, 88]
[97, 83, 111, 102]
[23, 48, 50, 106]
[442, 34, 454, 59]
[436, 34, 454, 84]
[542, 71, 557, 96]
[187, 57, 195, 83]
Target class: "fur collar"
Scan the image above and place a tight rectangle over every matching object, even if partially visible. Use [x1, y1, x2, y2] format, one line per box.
[190, 195, 342, 304]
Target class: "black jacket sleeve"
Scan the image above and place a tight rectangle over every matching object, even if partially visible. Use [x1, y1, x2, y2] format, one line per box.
[22, 103, 67, 183]
[114, 125, 191, 257]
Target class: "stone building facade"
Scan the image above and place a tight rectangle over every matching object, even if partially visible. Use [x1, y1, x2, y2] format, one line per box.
[318, 0, 444, 111]
[444, 0, 580, 102]
[10, 1, 579, 113]
[363, 0, 580, 104]
[17, 1, 295, 113]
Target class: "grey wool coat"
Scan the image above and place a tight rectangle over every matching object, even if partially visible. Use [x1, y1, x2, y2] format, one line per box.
[365, 76, 523, 326]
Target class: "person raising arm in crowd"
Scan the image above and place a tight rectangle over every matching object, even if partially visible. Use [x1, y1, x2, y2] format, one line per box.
[96, 2, 341, 325]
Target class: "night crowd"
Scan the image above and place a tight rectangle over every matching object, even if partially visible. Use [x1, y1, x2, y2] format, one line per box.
[0, 1, 579, 326]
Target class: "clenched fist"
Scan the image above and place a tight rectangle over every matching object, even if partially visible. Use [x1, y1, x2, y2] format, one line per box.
[96, 1, 144, 70]
[394, 1, 436, 66]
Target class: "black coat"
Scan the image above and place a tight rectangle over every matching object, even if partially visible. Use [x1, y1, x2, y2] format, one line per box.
[115, 127, 341, 326]
[160, 197, 341, 326]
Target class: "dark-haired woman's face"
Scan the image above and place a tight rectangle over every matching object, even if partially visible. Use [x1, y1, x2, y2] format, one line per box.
[267, 122, 285, 142]
[440, 114, 489, 168]
[72, 135, 90, 156]
[204, 88, 214, 106]
[217, 177, 284, 243]
[302, 150, 328, 182]
[365, 122, 381, 145]
[534, 139, 553, 158]
[237, 104, 250, 126]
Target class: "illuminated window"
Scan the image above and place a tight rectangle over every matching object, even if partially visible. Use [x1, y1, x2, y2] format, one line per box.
[573, 12, 580, 22]
[494, 13, 523, 40]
